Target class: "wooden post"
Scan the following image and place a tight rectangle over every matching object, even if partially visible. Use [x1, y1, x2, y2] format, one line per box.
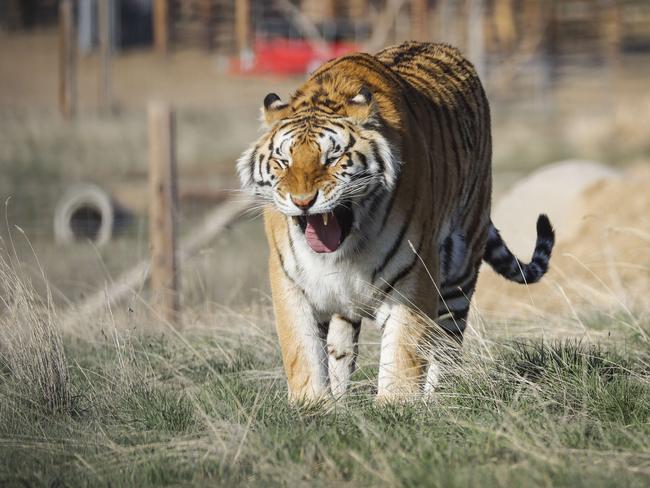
[494, 0, 516, 50]
[153, 0, 169, 54]
[467, 0, 485, 79]
[410, 0, 428, 41]
[148, 102, 179, 326]
[201, 0, 215, 50]
[58, 0, 76, 119]
[603, 0, 621, 73]
[235, 0, 250, 55]
[438, 0, 453, 44]
[98, 0, 113, 113]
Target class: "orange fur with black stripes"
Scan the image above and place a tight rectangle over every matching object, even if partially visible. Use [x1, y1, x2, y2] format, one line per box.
[237, 41, 554, 402]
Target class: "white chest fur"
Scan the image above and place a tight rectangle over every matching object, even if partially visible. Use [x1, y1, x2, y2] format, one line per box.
[286, 225, 377, 322]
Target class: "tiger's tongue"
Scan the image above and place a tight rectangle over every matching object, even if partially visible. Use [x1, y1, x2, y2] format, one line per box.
[304, 213, 341, 253]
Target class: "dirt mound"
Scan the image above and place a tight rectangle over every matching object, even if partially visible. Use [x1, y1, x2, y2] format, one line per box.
[475, 163, 650, 329]
[491, 160, 620, 256]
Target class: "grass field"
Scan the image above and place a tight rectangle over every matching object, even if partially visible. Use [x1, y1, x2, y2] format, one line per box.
[1, 247, 649, 488]
[2, 30, 650, 488]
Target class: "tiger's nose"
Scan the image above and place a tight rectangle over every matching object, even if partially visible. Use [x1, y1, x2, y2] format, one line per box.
[291, 191, 318, 211]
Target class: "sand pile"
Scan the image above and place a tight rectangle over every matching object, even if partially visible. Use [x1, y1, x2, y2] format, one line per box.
[474, 162, 650, 330]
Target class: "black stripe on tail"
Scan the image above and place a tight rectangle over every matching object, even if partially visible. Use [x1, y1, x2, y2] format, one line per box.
[483, 214, 555, 284]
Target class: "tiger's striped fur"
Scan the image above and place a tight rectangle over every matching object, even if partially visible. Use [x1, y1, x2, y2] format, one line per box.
[237, 41, 555, 402]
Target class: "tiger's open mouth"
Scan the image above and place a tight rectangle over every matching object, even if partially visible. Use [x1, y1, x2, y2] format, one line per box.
[292, 205, 354, 253]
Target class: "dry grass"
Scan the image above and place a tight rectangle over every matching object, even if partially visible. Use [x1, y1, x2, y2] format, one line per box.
[0, 237, 72, 415]
[0, 233, 649, 486]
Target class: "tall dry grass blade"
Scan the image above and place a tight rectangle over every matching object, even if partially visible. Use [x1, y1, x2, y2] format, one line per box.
[0, 241, 72, 415]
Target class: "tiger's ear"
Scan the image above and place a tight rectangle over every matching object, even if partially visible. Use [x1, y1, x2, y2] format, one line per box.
[346, 86, 374, 123]
[262, 93, 291, 127]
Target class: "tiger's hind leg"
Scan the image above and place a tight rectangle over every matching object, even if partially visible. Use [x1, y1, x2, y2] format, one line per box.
[423, 322, 463, 394]
[327, 315, 361, 398]
[424, 261, 479, 393]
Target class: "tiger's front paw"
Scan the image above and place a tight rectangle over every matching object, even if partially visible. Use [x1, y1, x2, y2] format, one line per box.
[287, 380, 332, 407]
[288, 393, 334, 413]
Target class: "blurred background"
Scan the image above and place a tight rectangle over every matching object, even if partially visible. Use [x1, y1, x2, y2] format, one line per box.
[1, 0, 649, 330]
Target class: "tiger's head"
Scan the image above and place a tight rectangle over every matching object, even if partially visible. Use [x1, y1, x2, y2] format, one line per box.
[237, 74, 400, 254]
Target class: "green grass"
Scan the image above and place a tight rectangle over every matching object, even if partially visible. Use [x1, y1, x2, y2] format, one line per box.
[0, 216, 649, 487]
[1, 321, 648, 487]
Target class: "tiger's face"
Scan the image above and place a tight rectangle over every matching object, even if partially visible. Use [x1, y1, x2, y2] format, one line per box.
[238, 87, 399, 254]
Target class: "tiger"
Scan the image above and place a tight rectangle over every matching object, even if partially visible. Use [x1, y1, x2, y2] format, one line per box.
[237, 41, 555, 403]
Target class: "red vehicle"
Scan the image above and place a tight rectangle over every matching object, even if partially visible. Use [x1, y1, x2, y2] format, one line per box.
[232, 37, 361, 76]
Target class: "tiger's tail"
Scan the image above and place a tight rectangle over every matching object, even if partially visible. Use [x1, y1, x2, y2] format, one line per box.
[483, 214, 555, 284]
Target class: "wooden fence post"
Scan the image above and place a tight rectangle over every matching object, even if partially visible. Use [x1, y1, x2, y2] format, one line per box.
[148, 102, 180, 326]
[467, 0, 486, 79]
[603, 0, 621, 74]
[235, 0, 250, 55]
[58, 0, 76, 119]
[153, 0, 169, 54]
[98, 0, 113, 113]
[410, 0, 428, 41]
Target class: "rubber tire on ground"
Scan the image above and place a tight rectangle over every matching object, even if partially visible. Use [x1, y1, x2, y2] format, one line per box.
[53, 183, 114, 246]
